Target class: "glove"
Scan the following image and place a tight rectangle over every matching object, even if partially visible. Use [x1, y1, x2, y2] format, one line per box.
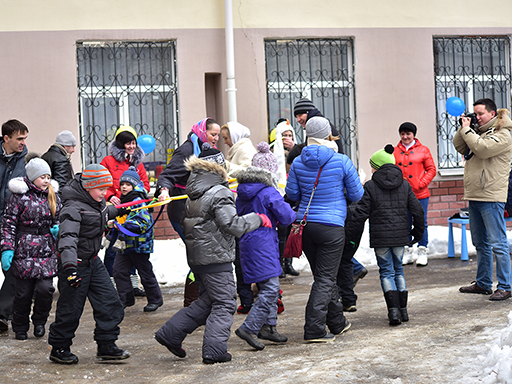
[1, 250, 14, 271]
[65, 267, 81, 288]
[408, 228, 424, 246]
[117, 207, 129, 217]
[50, 224, 59, 239]
[257, 213, 272, 228]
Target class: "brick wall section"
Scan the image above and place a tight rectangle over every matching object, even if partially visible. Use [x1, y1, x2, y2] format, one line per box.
[427, 178, 512, 228]
[153, 178, 511, 240]
[153, 209, 181, 240]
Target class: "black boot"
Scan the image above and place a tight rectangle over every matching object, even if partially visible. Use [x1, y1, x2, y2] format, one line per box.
[384, 290, 402, 326]
[97, 343, 131, 360]
[398, 290, 409, 322]
[279, 257, 286, 278]
[258, 324, 288, 342]
[283, 258, 300, 276]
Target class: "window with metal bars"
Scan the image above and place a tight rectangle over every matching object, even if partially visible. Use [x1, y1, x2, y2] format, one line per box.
[265, 38, 357, 165]
[76, 41, 179, 185]
[434, 36, 511, 171]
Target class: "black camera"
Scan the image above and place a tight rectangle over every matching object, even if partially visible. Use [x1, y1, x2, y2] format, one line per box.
[458, 112, 478, 129]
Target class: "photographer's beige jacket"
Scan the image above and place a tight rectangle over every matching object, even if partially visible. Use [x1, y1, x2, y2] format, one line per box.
[453, 109, 512, 202]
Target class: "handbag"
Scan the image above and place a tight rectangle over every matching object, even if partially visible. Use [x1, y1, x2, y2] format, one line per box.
[283, 166, 324, 258]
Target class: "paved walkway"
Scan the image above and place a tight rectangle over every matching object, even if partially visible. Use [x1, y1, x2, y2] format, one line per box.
[0, 254, 508, 383]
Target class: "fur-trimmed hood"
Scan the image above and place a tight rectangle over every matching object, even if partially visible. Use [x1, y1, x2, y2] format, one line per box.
[185, 156, 229, 200]
[8, 176, 59, 194]
[185, 156, 228, 180]
[234, 166, 278, 189]
[107, 140, 145, 167]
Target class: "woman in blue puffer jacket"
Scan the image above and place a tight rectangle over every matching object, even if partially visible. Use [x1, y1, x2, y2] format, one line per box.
[285, 116, 364, 343]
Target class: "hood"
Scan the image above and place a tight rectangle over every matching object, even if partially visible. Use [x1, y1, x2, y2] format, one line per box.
[61, 174, 104, 209]
[107, 141, 145, 167]
[8, 177, 59, 195]
[371, 163, 404, 190]
[300, 144, 335, 169]
[235, 166, 277, 199]
[185, 156, 229, 200]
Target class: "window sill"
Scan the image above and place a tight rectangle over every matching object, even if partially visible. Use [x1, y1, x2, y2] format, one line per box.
[438, 168, 464, 177]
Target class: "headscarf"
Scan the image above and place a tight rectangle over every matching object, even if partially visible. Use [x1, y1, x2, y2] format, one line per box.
[273, 119, 296, 186]
[191, 117, 214, 156]
[225, 121, 251, 145]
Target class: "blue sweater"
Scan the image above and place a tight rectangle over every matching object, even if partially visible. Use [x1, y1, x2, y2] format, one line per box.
[285, 145, 363, 226]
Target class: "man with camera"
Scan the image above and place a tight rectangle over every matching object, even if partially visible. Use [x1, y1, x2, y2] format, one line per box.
[453, 98, 512, 301]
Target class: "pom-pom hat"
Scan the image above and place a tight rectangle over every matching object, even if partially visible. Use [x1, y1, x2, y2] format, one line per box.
[120, 166, 140, 188]
[252, 141, 278, 174]
[370, 144, 396, 170]
[198, 142, 226, 167]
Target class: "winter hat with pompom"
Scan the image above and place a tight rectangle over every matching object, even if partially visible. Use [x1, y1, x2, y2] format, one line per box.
[370, 144, 395, 170]
[119, 166, 140, 188]
[198, 142, 226, 168]
[252, 141, 278, 174]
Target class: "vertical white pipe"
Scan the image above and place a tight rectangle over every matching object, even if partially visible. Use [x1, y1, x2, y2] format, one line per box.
[225, 0, 237, 122]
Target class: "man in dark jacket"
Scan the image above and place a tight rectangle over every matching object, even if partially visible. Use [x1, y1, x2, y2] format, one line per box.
[42, 130, 76, 193]
[0, 119, 29, 332]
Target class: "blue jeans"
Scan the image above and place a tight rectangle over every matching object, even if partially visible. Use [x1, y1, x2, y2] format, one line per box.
[408, 197, 429, 247]
[353, 258, 365, 275]
[240, 277, 279, 334]
[375, 247, 407, 293]
[469, 201, 511, 291]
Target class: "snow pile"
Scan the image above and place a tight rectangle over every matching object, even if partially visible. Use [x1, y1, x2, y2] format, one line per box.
[479, 311, 512, 384]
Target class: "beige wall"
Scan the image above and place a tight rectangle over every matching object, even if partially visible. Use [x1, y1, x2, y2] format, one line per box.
[0, 1, 511, 177]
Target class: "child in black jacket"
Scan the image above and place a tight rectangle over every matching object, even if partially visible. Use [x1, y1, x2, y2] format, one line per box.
[48, 164, 129, 364]
[346, 145, 424, 326]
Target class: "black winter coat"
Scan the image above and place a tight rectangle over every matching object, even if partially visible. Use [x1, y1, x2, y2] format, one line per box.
[0, 140, 27, 219]
[42, 145, 74, 193]
[157, 132, 203, 222]
[57, 174, 119, 269]
[346, 163, 424, 248]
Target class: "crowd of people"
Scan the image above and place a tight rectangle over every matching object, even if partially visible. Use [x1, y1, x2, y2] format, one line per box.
[0, 96, 510, 365]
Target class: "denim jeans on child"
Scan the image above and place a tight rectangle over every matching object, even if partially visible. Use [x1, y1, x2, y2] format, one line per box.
[408, 197, 429, 247]
[469, 201, 512, 291]
[239, 276, 279, 334]
[374, 247, 406, 293]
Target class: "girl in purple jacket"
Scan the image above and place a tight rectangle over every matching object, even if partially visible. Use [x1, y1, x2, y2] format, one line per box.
[1, 156, 60, 340]
[234, 142, 296, 351]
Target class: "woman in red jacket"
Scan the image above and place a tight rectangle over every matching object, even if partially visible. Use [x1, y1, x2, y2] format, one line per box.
[394, 122, 436, 266]
[100, 126, 150, 294]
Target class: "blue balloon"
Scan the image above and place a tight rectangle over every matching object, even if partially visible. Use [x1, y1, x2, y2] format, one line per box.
[446, 97, 466, 116]
[137, 134, 156, 154]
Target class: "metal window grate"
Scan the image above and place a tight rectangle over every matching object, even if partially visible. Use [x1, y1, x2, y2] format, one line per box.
[434, 36, 511, 169]
[265, 38, 357, 165]
[76, 41, 179, 184]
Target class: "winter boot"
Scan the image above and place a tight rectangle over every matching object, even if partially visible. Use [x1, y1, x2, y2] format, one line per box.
[279, 257, 286, 278]
[258, 324, 288, 342]
[283, 258, 300, 276]
[398, 290, 409, 322]
[49, 347, 79, 364]
[384, 290, 402, 326]
[402, 246, 414, 265]
[131, 274, 146, 297]
[235, 327, 265, 350]
[97, 342, 131, 360]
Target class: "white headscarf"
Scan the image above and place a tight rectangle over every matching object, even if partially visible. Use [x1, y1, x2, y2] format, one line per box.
[273, 120, 296, 186]
[226, 121, 251, 145]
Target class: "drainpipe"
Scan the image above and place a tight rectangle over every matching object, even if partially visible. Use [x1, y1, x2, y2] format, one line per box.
[225, 0, 237, 122]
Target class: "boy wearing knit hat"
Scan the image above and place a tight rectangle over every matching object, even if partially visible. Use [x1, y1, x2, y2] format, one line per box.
[112, 167, 163, 312]
[345, 145, 424, 327]
[48, 164, 130, 364]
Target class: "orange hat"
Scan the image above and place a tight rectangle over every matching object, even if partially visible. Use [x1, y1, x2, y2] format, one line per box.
[82, 164, 113, 189]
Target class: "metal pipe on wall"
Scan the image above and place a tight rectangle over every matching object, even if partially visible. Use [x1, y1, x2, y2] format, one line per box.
[224, 0, 237, 122]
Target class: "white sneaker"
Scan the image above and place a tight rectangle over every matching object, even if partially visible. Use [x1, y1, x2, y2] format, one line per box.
[416, 246, 428, 266]
[402, 246, 414, 265]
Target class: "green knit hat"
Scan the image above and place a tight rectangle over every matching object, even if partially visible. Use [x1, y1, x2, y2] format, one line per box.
[370, 144, 395, 170]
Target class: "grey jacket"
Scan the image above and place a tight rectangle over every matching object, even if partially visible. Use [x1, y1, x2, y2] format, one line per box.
[181, 157, 262, 274]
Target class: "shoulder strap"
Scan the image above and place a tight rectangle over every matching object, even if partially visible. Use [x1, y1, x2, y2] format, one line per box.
[301, 166, 324, 224]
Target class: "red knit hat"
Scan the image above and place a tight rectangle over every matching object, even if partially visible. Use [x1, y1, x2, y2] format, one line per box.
[82, 164, 113, 189]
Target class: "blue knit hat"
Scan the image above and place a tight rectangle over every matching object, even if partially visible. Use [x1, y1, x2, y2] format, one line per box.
[120, 166, 140, 188]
